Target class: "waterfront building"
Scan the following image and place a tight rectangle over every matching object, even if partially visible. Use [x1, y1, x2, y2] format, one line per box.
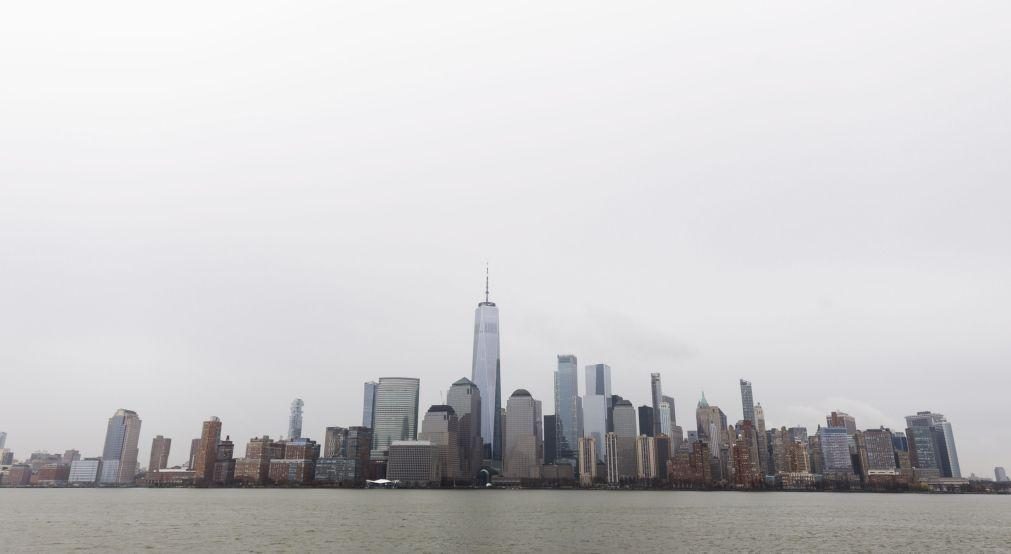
[818, 426, 853, 474]
[69, 458, 102, 484]
[543, 415, 556, 465]
[905, 425, 941, 479]
[234, 436, 283, 485]
[213, 436, 235, 485]
[604, 432, 619, 485]
[995, 467, 1008, 482]
[362, 381, 377, 428]
[471, 270, 502, 462]
[582, 394, 607, 462]
[446, 377, 482, 478]
[0, 431, 5, 448]
[554, 354, 580, 466]
[193, 417, 222, 485]
[906, 411, 961, 478]
[188, 438, 200, 470]
[370, 377, 421, 460]
[577, 436, 597, 486]
[314, 426, 372, 484]
[503, 389, 543, 479]
[324, 427, 347, 458]
[611, 400, 638, 479]
[419, 405, 459, 481]
[0, 448, 12, 465]
[149, 435, 171, 472]
[638, 406, 654, 438]
[862, 428, 897, 473]
[268, 459, 315, 485]
[99, 408, 142, 484]
[654, 434, 672, 479]
[387, 440, 439, 486]
[6, 465, 32, 487]
[288, 398, 304, 440]
[613, 401, 638, 437]
[650, 373, 664, 436]
[636, 435, 657, 480]
[62, 450, 80, 464]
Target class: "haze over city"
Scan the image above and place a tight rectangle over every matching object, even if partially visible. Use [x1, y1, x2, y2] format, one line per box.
[1, 1, 1009, 481]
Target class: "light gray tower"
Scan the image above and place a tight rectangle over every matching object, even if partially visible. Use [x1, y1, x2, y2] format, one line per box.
[650, 373, 664, 436]
[554, 354, 580, 465]
[100, 409, 142, 484]
[370, 377, 421, 460]
[503, 389, 543, 479]
[362, 382, 377, 428]
[906, 411, 961, 478]
[447, 377, 482, 478]
[288, 398, 304, 440]
[0, 431, 6, 449]
[585, 363, 612, 431]
[740, 379, 755, 424]
[471, 267, 502, 462]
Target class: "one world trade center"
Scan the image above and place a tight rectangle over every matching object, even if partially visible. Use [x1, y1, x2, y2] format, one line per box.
[471, 268, 502, 463]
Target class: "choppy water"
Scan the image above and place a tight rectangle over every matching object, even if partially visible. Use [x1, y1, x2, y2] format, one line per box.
[1, 489, 1010, 552]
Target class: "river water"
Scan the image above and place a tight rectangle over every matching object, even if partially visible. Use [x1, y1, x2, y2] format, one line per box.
[1, 489, 1009, 552]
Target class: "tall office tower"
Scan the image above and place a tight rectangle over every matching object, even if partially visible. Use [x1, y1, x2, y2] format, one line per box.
[904, 425, 940, 478]
[695, 394, 727, 458]
[769, 427, 787, 474]
[995, 467, 1008, 482]
[826, 411, 857, 435]
[149, 435, 171, 472]
[612, 401, 638, 437]
[577, 436, 597, 486]
[612, 400, 639, 479]
[447, 377, 482, 478]
[370, 377, 421, 460]
[471, 269, 502, 462]
[905, 411, 961, 478]
[288, 398, 304, 440]
[604, 432, 620, 484]
[787, 426, 809, 444]
[188, 438, 201, 470]
[787, 440, 810, 473]
[733, 421, 761, 486]
[662, 395, 677, 427]
[214, 436, 236, 485]
[754, 403, 770, 476]
[554, 354, 580, 465]
[419, 405, 459, 481]
[386, 441, 439, 486]
[582, 394, 607, 462]
[638, 406, 654, 438]
[99, 409, 142, 484]
[0, 431, 6, 448]
[63, 449, 81, 464]
[362, 382, 378, 428]
[654, 434, 672, 477]
[650, 373, 664, 436]
[543, 415, 557, 465]
[818, 427, 853, 474]
[862, 428, 897, 472]
[585, 364, 612, 430]
[739, 380, 755, 423]
[324, 427, 348, 458]
[657, 401, 673, 436]
[194, 417, 223, 484]
[503, 389, 542, 479]
[636, 435, 658, 480]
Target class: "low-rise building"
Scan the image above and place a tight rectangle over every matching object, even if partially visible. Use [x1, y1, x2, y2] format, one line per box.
[386, 441, 439, 486]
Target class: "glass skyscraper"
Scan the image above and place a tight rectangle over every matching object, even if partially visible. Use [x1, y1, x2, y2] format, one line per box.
[288, 398, 304, 440]
[650, 373, 664, 436]
[739, 379, 755, 423]
[362, 382, 377, 428]
[370, 377, 421, 460]
[471, 274, 502, 462]
[554, 354, 580, 465]
[100, 409, 142, 484]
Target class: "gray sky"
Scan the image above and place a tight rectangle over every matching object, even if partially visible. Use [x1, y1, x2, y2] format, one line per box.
[1, 2, 1009, 477]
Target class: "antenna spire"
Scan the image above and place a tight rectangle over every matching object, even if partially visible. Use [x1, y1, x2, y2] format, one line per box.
[485, 262, 490, 303]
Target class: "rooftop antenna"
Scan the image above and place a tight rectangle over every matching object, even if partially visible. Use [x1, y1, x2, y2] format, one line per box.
[485, 261, 490, 303]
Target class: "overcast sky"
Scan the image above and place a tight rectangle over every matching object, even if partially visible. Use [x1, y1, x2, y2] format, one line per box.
[1, 2, 1009, 477]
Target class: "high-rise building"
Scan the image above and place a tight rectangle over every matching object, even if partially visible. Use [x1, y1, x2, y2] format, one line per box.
[471, 269, 502, 462]
[638, 406, 654, 438]
[214, 436, 236, 485]
[612, 401, 638, 438]
[194, 417, 223, 485]
[446, 377, 482, 479]
[754, 403, 770, 476]
[582, 394, 607, 463]
[387, 440, 439, 486]
[905, 411, 961, 478]
[787, 426, 809, 445]
[695, 394, 727, 459]
[905, 425, 940, 478]
[362, 382, 377, 428]
[188, 438, 200, 470]
[657, 401, 673, 437]
[370, 377, 421, 460]
[324, 427, 347, 458]
[288, 399, 304, 440]
[862, 428, 897, 473]
[818, 426, 853, 474]
[827, 412, 857, 435]
[149, 435, 171, 472]
[611, 401, 638, 480]
[604, 432, 620, 485]
[503, 389, 543, 479]
[739, 380, 755, 424]
[662, 395, 677, 427]
[69, 458, 102, 484]
[577, 436, 597, 486]
[585, 364, 612, 430]
[543, 415, 557, 465]
[636, 435, 658, 480]
[995, 467, 1008, 482]
[99, 409, 142, 484]
[0, 431, 6, 448]
[554, 354, 580, 465]
[0, 448, 14, 465]
[650, 373, 664, 436]
[62, 449, 81, 464]
[419, 405, 459, 481]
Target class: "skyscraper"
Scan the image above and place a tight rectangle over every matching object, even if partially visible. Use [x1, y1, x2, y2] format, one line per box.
[288, 398, 304, 440]
[995, 467, 1008, 482]
[827, 411, 857, 435]
[650, 373, 664, 436]
[585, 363, 612, 430]
[362, 382, 377, 428]
[370, 377, 421, 460]
[612, 401, 638, 437]
[554, 354, 580, 466]
[419, 405, 460, 481]
[695, 394, 727, 459]
[99, 409, 142, 484]
[0, 431, 6, 449]
[612, 401, 638, 480]
[577, 436, 597, 486]
[818, 426, 853, 474]
[149, 435, 171, 472]
[194, 416, 222, 485]
[657, 401, 673, 437]
[324, 427, 347, 458]
[636, 435, 658, 480]
[446, 377, 482, 478]
[471, 268, 502, 462]
[754, 403, 770, 476]
[503, 389, 543, 479]
[662, 395, 677, 427]
[739, 380, 755, 424]
[638, 406, 654, 438]
[905, 411, 961, 478]
[582, 394, 607, 462]
[543, 414, 557, 465]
